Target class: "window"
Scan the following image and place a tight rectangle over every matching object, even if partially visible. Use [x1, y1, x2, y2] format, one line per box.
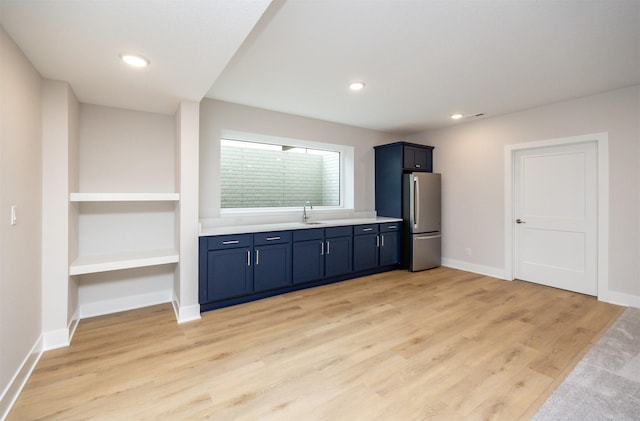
[220, 137, 344, 209]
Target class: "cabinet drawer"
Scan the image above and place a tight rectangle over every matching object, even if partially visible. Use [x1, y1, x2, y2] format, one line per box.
[325, 226, 352, 238]
[207, 234, 252, 250]
[254, 231, 291, 245]
[354, 224, 379, 235]
[293, 228, 324, 242]
[380, 222, 401, 232]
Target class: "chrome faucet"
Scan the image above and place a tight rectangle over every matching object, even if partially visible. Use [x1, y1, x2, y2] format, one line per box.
[303, 201, 312, 222]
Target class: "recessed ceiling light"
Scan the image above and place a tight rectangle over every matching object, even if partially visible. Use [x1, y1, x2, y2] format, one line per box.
[349, 81, 365, 91]
[450, 113, 463, 120]
[119, 53, 150, 68]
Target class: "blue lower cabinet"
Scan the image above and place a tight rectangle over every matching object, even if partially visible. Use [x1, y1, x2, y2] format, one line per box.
[254, 242, 292, 292]
[325, 236, 352, 277]
[353, 224, 380, 272]
[379, 223, 401, 266]
[207, 247, 252, 301]
[353, 234, 379, 271]
[200, 223, 401, 311]
[292, 240, 325, 284]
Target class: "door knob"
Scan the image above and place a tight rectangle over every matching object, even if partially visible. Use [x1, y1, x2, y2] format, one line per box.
[516, 219, 525, 224]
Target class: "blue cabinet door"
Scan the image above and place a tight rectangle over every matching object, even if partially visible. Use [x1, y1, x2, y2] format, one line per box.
[353, 234, 379, 271]
[380, 231, 400, 266]
[325, 236, 352, 277]
[292, 240, 324, 284]
[254, 243, 292, 292]
[207, 247, 252, 301]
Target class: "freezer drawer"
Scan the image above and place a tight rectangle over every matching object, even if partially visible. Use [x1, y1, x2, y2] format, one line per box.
[410, 233, 441, 271]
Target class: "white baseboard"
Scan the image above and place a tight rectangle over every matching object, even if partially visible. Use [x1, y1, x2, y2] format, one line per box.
[441, 258, 509, 280]
[0, 335, 43, 420]
[42, 328, 70, 351]
[79, 289, 172, 319]
[172, 299, 201, 324]
[443, 258, 640, 309]
[599, 289, 640, 308]
[41, 306, 80, 352]
[68, 306, 80, 344]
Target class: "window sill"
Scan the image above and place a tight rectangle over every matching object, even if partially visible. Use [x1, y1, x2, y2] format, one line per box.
[202, 208, 375, 232]
[220, 207, 350, 217]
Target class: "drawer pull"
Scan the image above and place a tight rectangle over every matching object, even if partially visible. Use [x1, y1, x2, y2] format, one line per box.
[266, 236, 281, 241]
[388, 225, 396, 229]
[363, 228, 373, 232]
[222, 240, 239, 245]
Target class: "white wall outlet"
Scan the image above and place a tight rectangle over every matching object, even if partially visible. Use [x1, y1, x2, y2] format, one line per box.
[10, 205, 17, 226]
[465, 247, 471, 256]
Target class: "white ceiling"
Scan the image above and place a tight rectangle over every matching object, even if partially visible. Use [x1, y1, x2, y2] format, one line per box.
[1, 0, 638, 134]
[209, 0, 640, 134]
[0, 0, 271, 114]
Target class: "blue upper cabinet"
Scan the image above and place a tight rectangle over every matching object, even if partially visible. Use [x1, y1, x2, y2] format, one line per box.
[374, 141, 434, 218]
[403, 145, 432, 171]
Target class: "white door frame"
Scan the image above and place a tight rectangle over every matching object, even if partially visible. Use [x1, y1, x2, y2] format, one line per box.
[504, 132, 609, 300]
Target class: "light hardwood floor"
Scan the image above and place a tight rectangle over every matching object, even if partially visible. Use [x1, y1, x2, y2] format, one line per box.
[9, 267, 623, 420]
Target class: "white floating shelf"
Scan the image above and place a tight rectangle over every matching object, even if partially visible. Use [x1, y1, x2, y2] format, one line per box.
[70, 193, 180, 202]
[70, 249, 179, 275]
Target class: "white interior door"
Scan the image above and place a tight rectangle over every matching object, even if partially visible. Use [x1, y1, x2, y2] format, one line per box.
[514, 142, 597, 295]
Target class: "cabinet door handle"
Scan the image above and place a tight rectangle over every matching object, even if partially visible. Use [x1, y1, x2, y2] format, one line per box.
[363, 228, 373, 232]
[381, 235, 385, 247]
[266, 236, 280, 241]
[223, 240, 239, 245]
[377, 235, 380, 248]
[255, 249, 259, 265]
[247, 250, 251, 266]
[326, 241, 330, 255]
[416, 164, 421, 168]
[321, 241, 324, 256]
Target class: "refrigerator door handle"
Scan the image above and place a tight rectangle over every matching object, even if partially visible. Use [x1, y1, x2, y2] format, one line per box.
[413, 176, 420, 229]
[415, 233, 442, 240]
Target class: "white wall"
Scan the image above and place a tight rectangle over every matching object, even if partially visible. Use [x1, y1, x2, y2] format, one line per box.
[0, 25, 43, 417]
[174, 100, 200, 323]
[408, 85, 640, 304]
[79, 104, 175, 192]
[67, 82, 80, 334]
[76, 104, 177, 318]
[199, 99, 398, 221]
[41, 80, 78, 350]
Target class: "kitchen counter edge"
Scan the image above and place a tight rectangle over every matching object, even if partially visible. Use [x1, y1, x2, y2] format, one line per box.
[199, 217, 403, 237]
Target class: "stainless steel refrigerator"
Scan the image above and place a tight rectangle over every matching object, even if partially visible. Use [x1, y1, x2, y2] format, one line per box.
[403, 172, 441, 271]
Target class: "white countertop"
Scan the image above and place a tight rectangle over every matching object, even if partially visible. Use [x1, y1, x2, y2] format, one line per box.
[199, 216, 403, 237]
